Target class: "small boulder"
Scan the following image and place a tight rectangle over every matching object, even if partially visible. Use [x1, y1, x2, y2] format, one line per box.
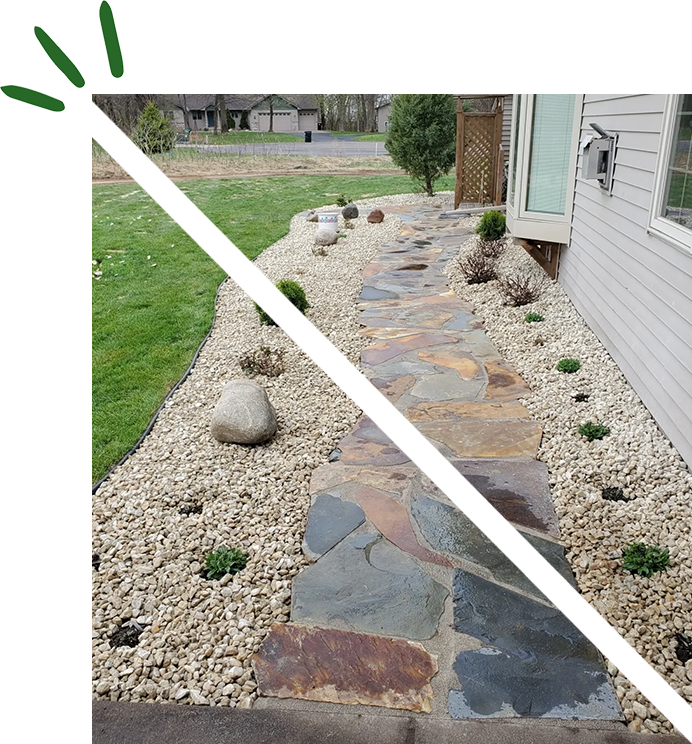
[315, 227, 338, 246]
[342, 204, 359, 219]
[305, 210, 319, 222]
[367, 209, 384, 224]
[211, 380, 277, 444]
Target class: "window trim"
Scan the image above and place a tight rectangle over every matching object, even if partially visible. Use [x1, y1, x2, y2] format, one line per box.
[648, 94, 692, 254]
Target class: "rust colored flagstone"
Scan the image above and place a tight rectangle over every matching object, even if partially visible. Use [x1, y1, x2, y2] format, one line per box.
[405, 400, 531, 423]
[253, 623, 438, 712]
[484, 360, 532, 402]
[361, 333, 457, 366]
[309, 461, 416, 496]
[370, 375, 416, 402]
[354, 486, 452, 567]
[417, 349, 482, 380]
[417, 419, 543, 458]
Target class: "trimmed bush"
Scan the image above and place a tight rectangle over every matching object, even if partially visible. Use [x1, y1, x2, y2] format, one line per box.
[458, 250, 497, 284]
[204, 546, 248, 580]
[556, 358, 581, 373]
[226, 110, 236, 129]
[622, 542, 670, 577]
[578, 421, 610, 441]
[256, 279, 309, 326]
[240, 110, 250, 130]
[132, 101, 176, 155]
[498, 271, 544, 306]
[476, 211, 506, 241]
[525, 312, 544, 323]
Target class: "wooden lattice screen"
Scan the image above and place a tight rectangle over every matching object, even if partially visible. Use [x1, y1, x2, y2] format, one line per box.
[454, 97, 504, 208]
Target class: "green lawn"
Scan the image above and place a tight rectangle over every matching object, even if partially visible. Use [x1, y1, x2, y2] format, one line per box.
[327, 131, 388, 141]
[92, 174, 455, 483]
[189, 131, 301, 144]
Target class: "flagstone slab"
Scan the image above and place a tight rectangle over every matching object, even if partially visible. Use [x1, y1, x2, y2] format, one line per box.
[451, 459, 560, 537]
[291, 534, 448, 640]
[448, 649, 622, 720]
[253, 623, 438, 712]
[303, 493, 366, 560]
[484, 360, 532, 402]
[330, 436, 410, 466]
[354, 486, 452, 568]
[417, 349, 482, 380]
[405, 401, 531, 423]
[361, 334, 458, 366]
[359, 286, 400, 301]
[309, 462, 416, 496]
[411, 496, 575, 600]
[461, 329, 503, 360]
[409, 374, 486, 403]
[370, 375, 417, 403]
[416, 419, 542, 458]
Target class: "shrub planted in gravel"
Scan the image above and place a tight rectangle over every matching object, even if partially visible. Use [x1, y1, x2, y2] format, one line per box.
[602, 486, 627, 502]
[498, 271, 543, 306]
[204, 546, 248, 580]
[458, 249, 498, 284]
[476, 210, 506, 240]
[478, 238, 506, 259]
[622, 542, 670, 577]
[556, 358, 581, 373]
[336, 194, 348, 207]
[578, 421, 611, 441]
[525, 312, 544, 323]
[256, 279, 309, 326]
[239, 346, 285, 378]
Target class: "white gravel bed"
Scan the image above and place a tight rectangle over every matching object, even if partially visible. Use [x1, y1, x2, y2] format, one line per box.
[92, 191, 454, 708]
[446, 230, 692, 734]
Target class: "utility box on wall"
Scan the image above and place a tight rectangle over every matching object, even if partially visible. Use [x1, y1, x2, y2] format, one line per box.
[581, 123, 618, 193]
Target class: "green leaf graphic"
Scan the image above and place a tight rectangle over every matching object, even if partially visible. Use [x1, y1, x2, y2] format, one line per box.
[100, 1, 123, 78]
[1, 85, 65, 111]
[34, 26, 85, 87]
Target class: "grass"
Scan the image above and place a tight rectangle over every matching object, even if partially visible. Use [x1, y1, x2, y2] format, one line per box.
[93, 173, 455, 482]
[327, 131, 388, 141]
[189, 131, 301, 144]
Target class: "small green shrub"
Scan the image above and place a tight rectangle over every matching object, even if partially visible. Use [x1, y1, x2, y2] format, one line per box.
[556, 358, 581, 373]
[579, 421, 610, 441]
[204, 546, 248, 580]
[622, 542, 670, 577]
[226, 110, 236, 129]
[525, 312, 544, 323]
[256, 279, 310, 326]
[476, 211, 506, 240]
[336, 194, 348, 207]
[239, 111, 250, 130]
[132, 101, 176, 155]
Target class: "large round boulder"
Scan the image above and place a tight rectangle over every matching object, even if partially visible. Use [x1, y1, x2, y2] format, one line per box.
[342, 204, 359, 219]
[211, 380, 277, 444]
[315, 227, 338, 246]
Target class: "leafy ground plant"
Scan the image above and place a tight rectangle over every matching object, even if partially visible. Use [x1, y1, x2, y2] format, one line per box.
[525, 312, 544, 323]
[336, 194, 349, 207]
[458, 249, 497, 284]
[556, 358, 581, 373]
[622, 542, 670, 577]
[498, 271, 543, 306]
[239, 346, 285, 377]
[256, 279, 309, 326]
[204, 546, 248, 580]
[579, 421, 611, 441]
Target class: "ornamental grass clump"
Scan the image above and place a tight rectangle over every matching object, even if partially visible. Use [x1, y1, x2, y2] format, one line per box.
[256, 279, 309, 326]
[476, 210, 506, 241]
[203, 546, 248, 580]
[579, 421, 610, 441]
[622, 542, 670, 577]
[525, 312, 544, 323]
[556, 358, 581, 373]
[458, 249, 498, 284]
[498, 271, 544, 306]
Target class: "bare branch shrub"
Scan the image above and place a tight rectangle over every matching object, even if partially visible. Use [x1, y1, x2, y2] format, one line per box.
[478, 238, 506, 259]
[458, 249, 498, 284]
[498, 271, 545, 306]
[238, 347, 285, 378]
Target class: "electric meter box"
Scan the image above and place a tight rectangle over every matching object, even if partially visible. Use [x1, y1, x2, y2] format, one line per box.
[581, 129, 618, 193]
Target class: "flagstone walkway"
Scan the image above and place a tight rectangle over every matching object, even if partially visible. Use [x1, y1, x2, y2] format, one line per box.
[252, 205, 624, 723]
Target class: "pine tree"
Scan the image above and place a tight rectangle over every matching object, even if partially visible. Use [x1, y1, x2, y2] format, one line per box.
[132, 101, 176, 155]
[386, 94, 457, 196]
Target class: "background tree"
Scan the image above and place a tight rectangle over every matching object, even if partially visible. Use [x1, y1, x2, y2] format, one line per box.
[386, 94, 457, 196]
[93, 94, 162, 134]
[240, 109, 250, 130]
[132, 101, 176, 155]
[218, 94, 228, 133]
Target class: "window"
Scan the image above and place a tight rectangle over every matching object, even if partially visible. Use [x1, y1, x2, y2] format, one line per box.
[509, 94, 521, 206]
[650, 94, 692, 251]
[192, 110, 203, 120]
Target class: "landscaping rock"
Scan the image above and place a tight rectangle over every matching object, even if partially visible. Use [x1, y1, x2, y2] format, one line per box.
[314, 227, 338, 246]
[210, 379, 277, 444]
[305, 209, 318, 222]
[367, 209, 385, 223]
[342, 204, 359, 219]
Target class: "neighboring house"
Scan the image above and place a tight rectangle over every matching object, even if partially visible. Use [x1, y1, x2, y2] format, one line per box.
[167, 95, 319, 132]
[506, 94, 692, 467]
[376, 102, 391, 132]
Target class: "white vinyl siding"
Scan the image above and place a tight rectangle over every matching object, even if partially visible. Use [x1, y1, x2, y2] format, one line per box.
[526, 95, 576, 215]
[559, 94, 692, 467]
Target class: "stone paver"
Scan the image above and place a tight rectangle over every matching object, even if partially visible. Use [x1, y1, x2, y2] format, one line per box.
[254, 204, 621, 724]
[253, 623, 438, 712]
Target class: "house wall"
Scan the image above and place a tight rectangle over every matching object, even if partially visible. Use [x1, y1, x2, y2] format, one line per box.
[298, 111, 318, 131]
[558, 94, 692, 467]
[251, 106, 299, 132]
[501, 95, 513, 155]
[377, 104, 391, 132]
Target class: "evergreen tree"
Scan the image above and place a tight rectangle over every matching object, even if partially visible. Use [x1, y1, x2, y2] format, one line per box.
[386, 94, 457, 196]
[132, 101, 176, 155]
[240, 110, 250, 130]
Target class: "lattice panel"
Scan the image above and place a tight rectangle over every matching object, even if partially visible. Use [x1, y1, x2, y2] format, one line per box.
[460, 116, 496, 203]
